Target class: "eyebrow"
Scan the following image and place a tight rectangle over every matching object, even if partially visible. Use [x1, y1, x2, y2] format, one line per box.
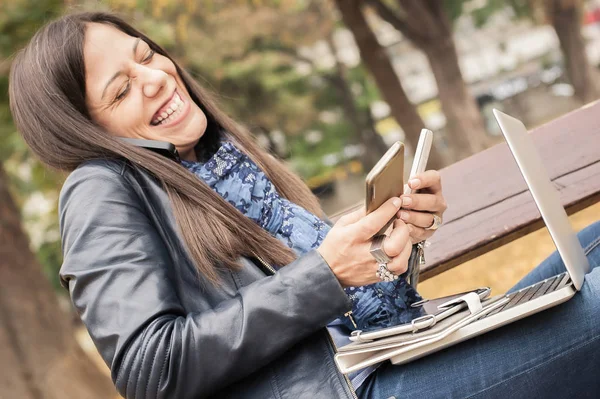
[101, 37, 141, 100]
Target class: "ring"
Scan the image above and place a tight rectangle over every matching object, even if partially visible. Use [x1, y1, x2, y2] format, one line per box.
[370, 234, 393, 263]
[370, 235, 399, 282]
[425, 214, 442, 231]
[376, 262, 399, 282]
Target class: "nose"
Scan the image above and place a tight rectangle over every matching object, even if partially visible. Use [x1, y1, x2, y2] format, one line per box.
[135, 64, 168, 98]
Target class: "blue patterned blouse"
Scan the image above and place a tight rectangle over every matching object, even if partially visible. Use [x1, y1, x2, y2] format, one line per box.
[181, 140, 422, 388]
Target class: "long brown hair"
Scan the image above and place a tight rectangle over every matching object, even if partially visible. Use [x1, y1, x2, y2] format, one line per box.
[9, 11, 322, 284]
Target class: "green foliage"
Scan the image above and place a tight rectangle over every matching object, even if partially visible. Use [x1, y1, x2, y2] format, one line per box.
[0, 0, 63, 161]
[506, 0, 532, 20]
[472, 1, 503, 27]
[0, 0, 63, 164]
[444, 0, 532, 28]
[288, 119, 353, 179]
[0, 0, 62, 54]
[472, 0, 531, 27]
[37, 239, 64, 293]
[443, 0, 466, 23]
[347, 64, 381, 109]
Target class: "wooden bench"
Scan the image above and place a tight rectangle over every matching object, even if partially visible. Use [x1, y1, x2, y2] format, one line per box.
[330, 101, 600, 282]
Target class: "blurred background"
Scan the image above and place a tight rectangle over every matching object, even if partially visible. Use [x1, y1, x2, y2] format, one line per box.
[1, 0, 599, 397]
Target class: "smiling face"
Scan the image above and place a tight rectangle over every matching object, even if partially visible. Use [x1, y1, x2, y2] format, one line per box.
[84, 23, 207, 162]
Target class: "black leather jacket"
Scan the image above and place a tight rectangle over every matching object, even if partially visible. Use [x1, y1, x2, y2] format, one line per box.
[58, 159, 358, 399]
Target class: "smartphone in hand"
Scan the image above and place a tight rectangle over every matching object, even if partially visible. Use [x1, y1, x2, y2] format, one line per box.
[365, 141, 405, 235]
[405, 129, 433, 195]
[404, 129, 433, 289]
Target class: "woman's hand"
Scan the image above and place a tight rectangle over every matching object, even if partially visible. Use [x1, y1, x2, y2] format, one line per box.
[317, 198, 412, 288]
[397, 170, 448, 244]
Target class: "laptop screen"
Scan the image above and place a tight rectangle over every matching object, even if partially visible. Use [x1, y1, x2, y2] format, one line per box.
[493, 109, 589, 290]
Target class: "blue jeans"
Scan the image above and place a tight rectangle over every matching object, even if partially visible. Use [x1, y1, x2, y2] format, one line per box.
[358, 221, 600, 399]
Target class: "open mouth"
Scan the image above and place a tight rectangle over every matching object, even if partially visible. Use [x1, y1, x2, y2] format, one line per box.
[150, 90, 186, 126]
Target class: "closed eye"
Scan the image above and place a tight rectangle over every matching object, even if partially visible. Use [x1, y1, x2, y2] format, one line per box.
[143, 50, 155, 63]
[113, 50, 155, 103]
[115, 82, 130, 101]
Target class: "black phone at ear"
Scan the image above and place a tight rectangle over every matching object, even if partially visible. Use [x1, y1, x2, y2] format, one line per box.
[119, 137, 181, 162]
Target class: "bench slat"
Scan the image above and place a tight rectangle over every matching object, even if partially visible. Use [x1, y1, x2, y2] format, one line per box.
[422, 159, 600, 280]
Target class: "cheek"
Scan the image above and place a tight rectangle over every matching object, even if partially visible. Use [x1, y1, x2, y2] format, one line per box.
[161, 58, 180, 82]
[100, 103, 148, 135]
[193, 105, 207, 122]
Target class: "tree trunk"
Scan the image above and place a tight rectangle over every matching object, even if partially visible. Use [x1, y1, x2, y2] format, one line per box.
[545, 0, 600, 104]
[324, 35, 389, 171]
[334, 0, 445, 170]
[0, 165, 115, 398]
[414, 1, 491, 162]
[422, 35, 492, 161]
[366, 0, 492, 162]
[359, 112, 393, 171]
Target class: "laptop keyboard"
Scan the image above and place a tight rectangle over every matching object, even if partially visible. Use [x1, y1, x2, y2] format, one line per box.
[482, 272, 570, 318]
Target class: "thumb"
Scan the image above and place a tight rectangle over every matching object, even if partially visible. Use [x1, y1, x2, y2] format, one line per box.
[335, 205, 366, 227]
[355, 197, 402, 238]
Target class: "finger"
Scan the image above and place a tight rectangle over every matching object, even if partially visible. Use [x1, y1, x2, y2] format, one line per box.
[356, 197, 402, 238]
[382, 220, 410, 257]
[393, 217, 406, 230]
[400, 193, 446, 212]
[408, 225, 433, 244]
[397, 210, 436, 229]
[335, 205, 366, 227]
[386, 238, 412, 274]
[408, 170, 442, 194]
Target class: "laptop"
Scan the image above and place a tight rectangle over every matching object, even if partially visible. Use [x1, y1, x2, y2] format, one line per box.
[383, 109, 592, 365]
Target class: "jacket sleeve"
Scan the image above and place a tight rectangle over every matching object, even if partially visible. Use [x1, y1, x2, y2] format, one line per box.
[58, 164, 352, 399]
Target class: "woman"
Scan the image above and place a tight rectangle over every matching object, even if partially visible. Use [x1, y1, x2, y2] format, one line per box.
[8, 11, 600, 399]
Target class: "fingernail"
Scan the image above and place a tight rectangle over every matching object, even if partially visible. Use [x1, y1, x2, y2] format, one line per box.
[393, 198, 402, 208]
[402, 196, 412, 207]
[409, 179, 421, 189]
[400, 211, 409, 221]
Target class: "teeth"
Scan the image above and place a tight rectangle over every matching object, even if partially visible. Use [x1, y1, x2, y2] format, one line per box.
[152, 93, 185, 125]
[157, 106, 182, 125]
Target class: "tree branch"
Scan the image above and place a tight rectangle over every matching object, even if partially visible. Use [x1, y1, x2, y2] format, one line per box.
[266, 44, 316, 66]
[424, 0, 451, 32]
[399, 0, 442, 38]
[365, 0, 427, 45]
[224, 38, 316, 67]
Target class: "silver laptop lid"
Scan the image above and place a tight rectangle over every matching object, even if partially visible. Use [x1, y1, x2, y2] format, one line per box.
[493, 109, 590, 290]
